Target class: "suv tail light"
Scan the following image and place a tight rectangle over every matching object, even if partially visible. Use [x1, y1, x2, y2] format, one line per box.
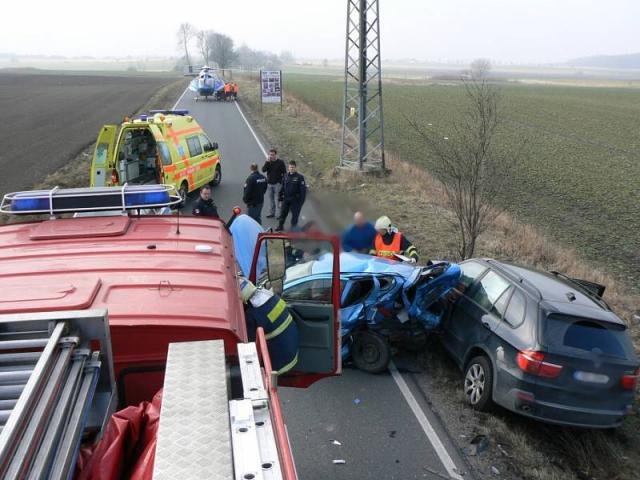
[620, 368, 640, 391]
[517, 350, 563, 378]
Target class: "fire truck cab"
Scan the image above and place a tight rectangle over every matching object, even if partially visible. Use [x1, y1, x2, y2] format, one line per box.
[0, 185, 341, 479]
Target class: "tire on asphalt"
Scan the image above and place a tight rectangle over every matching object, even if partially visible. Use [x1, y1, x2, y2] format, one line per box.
[352, 331, 391, 374]
[210, 165, 222, 187]
[179, 182, 189, 208]
[463, 355, 494, 411]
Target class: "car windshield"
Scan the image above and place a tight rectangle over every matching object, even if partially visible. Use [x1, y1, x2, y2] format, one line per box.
[542, 314, 633, 359]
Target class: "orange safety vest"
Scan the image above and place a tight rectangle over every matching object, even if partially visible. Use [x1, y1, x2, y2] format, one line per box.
[232, 83, 239, 93]
[374, 232, 403, 259]
[224, 83, 231, 93]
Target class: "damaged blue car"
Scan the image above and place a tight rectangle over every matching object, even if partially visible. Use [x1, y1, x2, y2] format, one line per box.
[283, 252, 461, 373]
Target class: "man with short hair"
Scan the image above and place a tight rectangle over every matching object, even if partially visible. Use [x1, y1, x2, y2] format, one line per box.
[342, 211, 377, 253]
[262, 148, 286, 219]
[192, 185, 219, 218]
[243, 163, 268, 224]
[276, 160, 306, 231]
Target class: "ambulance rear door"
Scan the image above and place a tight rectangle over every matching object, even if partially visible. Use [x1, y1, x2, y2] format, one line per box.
[91, 125, 118, 187]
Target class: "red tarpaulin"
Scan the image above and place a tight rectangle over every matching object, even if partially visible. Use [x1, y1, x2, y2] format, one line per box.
[76, 390, 162, 480]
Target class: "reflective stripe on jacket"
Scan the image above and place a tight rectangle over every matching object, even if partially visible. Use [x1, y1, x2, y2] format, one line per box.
[374, 232, 403, 259]
[245, 291, 299, 374]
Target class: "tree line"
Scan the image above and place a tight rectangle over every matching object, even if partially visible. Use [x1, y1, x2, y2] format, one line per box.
[177, 23, 289, 71]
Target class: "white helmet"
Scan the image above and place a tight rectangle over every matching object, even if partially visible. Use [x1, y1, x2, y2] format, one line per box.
[374, 215, 392, 232]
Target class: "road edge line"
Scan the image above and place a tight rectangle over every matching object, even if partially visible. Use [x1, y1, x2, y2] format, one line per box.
[234, 101, 268, 157]
[389, 361, 464, 480]
[172, 86, 190, 110]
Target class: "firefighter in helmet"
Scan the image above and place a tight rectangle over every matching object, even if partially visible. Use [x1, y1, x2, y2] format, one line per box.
[370, 215, 419, 263]
[240, 277, 299, 374]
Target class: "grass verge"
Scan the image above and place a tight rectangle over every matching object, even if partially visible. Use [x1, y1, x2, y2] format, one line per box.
[236, 74, 640, 480]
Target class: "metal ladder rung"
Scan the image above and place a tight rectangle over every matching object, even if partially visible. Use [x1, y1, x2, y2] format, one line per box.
[230, 399, 264, 480]
[237, 343, 268, 402]
[0, 338, 50, 351]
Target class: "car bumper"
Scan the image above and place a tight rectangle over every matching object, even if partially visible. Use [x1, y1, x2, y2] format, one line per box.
[497, 387, 632, 428]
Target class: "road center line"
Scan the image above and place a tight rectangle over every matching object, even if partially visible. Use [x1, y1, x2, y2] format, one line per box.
[234, 101, 268, 157]
[388, 361, 463, 480]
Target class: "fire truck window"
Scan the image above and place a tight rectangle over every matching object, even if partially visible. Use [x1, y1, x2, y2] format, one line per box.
[186, 136, 203, 157]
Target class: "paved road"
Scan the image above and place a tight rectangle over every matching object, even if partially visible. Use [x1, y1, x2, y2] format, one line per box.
[174, 89, 470, 480]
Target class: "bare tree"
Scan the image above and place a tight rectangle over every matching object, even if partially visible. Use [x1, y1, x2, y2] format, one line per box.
[470, 58, 492, 79]
[407, 59, 523, 259]
[177, 23, 194, 66]
[209, 32, 238, 69]
[196, 30, 213, 65]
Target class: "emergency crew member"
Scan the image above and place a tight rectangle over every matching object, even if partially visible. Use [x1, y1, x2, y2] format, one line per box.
[224, 82, 232, 100]
[262, 149, 286, 219]
[276, 160, 306, 232]
[231, 82, 239, 100]
[370, 216, 419, 262]
[192, 185, 219, 218]
[243, 163, 268, 224]
[240, 277, 299, 374]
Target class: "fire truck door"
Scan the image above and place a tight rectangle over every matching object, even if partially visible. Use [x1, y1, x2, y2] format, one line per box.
[250, 233, 342, 387]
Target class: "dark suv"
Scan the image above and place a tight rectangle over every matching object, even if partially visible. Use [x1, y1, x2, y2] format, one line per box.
[439, 258, 638, 428]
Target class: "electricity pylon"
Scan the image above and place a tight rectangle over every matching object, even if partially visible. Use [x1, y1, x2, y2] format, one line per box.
[340, 0, 385, 171]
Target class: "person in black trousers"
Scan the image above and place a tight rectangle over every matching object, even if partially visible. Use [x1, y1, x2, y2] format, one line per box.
[276, 160, 306, 231]
[261, 148, 286, 219]
[243, 163, 268, 224]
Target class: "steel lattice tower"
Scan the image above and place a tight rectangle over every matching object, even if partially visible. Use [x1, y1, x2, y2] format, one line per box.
[340, 0, 385, 171]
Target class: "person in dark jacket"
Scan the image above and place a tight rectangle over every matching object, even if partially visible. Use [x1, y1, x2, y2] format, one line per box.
[261, 148, 286, 219]
[342, 211, 377, 253]
[276, 161, 306, 231]
[191, 185, 219, 218]
[243, 163, 268, 224]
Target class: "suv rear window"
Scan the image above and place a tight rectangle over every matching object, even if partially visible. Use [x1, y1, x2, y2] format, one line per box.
[543, 314, 632, 358]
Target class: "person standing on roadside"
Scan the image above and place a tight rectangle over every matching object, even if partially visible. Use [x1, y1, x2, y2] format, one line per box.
[262, 148, 286, 219]
[276, 160, 306, 231]
[243, 163, 268, 224]
[342, 211, 377, 253]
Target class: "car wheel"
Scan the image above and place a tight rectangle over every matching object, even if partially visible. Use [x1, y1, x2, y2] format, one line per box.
[352, 331, 390, 374]
[210, 165, 222, 186]
[464, 356, 494, 411]
[178, 182, 189, 208]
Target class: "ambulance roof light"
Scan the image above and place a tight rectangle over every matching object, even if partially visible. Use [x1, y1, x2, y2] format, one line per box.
[148, 109, 189, 116]
[1, 185, 182, 216]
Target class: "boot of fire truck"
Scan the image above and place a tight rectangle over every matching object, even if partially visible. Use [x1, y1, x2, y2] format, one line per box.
[249, 233, 342, 388]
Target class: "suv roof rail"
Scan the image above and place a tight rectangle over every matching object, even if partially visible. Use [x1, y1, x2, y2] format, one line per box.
[485, 259, 543, 300]
[1, 184, 181, 216]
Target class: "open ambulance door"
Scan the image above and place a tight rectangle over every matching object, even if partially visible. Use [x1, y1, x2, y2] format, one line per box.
[90, 125, 118, 187]
[249, 232, 341, 388]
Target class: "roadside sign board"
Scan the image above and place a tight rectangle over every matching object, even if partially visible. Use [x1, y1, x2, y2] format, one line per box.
[260, 70, 282, 104]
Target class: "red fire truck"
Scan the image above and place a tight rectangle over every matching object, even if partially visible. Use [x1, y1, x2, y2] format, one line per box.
[0, 185, 341, 479]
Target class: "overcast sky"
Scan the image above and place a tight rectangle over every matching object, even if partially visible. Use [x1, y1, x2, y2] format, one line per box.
[2, 0, 639, 63]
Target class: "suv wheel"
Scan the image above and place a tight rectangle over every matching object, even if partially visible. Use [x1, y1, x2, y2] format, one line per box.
[464, 356, 494, 411]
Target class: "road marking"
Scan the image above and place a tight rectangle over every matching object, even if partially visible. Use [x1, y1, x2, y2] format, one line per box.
[388, 361, 464, 480]
[172, 87, 190, 110]
[234, 102, 268, 157]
